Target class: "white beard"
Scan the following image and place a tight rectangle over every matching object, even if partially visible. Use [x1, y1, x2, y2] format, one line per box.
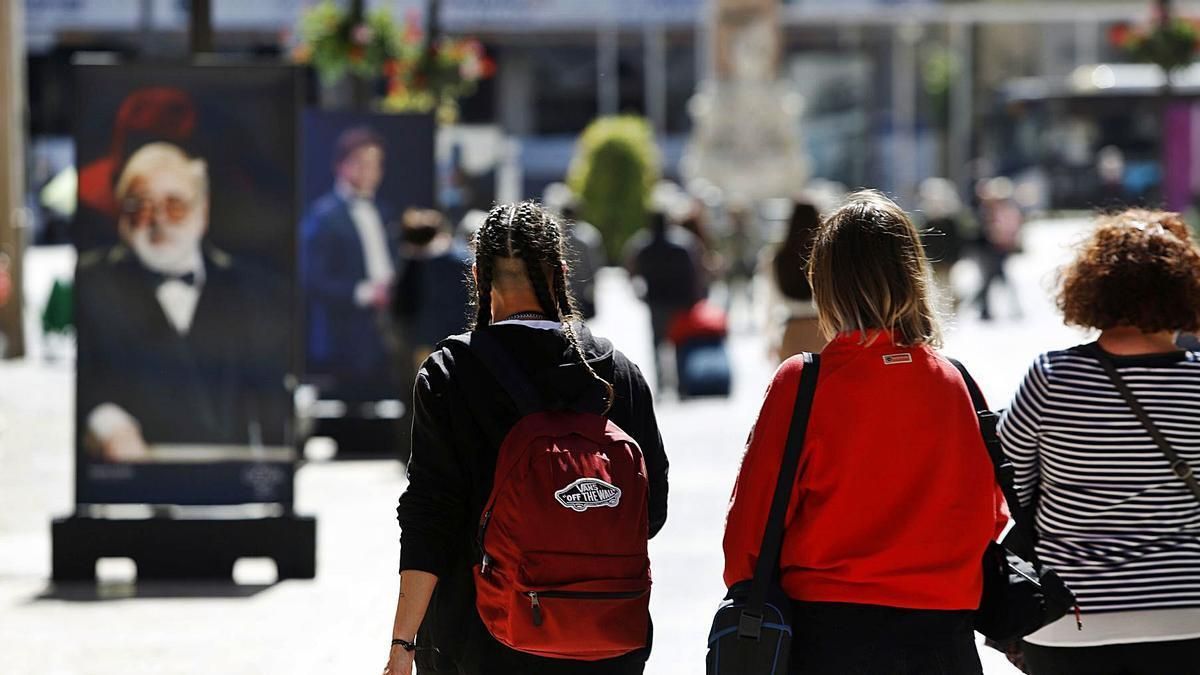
[127, 220, 204, 275]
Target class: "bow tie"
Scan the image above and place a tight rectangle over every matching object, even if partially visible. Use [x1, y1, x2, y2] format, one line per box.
[150, 270, 198, 287]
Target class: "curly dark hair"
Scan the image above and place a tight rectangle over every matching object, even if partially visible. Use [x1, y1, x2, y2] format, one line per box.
[1058, 209, 1200, 333]
[471, 201, 614, 410]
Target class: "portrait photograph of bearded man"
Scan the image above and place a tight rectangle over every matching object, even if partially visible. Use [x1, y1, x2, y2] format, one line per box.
[71, 67, 297, 504]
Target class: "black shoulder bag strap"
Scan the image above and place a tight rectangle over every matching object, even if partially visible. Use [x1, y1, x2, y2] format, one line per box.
[1086, 344, 1200, 503]
[443, 331, 542, 416]
[947, 358, 1038, 562]
[740, 352, 821, 638]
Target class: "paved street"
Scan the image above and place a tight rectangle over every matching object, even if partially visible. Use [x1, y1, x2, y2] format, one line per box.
[1, 218, 1092, 674]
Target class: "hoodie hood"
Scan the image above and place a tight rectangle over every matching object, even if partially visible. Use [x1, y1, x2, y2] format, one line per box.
[480, 321, 618, 413]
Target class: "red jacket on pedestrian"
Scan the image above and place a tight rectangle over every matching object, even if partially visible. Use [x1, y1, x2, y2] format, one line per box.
[723, 330, 1009, 610]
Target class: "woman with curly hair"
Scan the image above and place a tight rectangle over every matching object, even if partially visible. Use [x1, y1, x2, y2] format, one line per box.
[1000, 209, 1200, 674]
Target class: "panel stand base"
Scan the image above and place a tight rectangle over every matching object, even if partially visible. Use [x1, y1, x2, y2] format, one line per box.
[51, 515, 317, 581]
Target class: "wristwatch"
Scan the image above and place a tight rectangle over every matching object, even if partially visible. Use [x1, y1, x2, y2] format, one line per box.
[391, 638, 417, 652]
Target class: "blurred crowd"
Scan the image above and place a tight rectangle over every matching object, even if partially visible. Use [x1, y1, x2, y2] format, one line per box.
[313, 166, 1054, 405]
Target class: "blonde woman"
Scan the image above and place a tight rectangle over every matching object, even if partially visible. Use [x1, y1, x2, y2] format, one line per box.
[723, 191, 1007, 674]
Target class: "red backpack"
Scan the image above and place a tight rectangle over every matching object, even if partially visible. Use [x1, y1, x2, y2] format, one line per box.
[450, 331, 652, 661]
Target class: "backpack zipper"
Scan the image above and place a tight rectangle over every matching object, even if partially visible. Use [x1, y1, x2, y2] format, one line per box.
[477, 508, 493, 576]
[525, 589, 647, 627]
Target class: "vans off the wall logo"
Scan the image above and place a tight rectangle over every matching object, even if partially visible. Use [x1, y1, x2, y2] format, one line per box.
[555, 478, 622, 512]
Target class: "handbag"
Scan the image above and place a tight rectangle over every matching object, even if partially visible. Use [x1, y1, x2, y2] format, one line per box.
[1086, 344, 1200, 503]
[706, 352, 820, 675]
[949, 360, 1078, 643]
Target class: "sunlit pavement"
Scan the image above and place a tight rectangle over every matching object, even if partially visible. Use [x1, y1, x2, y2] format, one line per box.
[0, 218, 1093, 674]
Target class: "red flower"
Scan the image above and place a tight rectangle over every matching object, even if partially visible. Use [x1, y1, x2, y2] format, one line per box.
[1109, 23, 1133, 48]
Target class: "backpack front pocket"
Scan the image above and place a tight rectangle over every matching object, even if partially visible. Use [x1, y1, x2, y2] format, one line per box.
[507, 575, 651, 660]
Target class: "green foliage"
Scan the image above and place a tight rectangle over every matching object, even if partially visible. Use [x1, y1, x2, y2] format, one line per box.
[42, 279, 73, 335]
[296, 2, 404, 85]
[567, 116, 661, 260]
[295, 1, 493, 121]
[1113, 17, 1200, 74]
[922, 45, 957, 128]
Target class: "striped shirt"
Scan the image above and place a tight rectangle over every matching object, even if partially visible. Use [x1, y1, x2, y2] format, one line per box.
[999, 344, 1200, 622]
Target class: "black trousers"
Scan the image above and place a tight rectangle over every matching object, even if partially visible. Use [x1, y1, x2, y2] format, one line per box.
[647, 305, 678, 392]
[1023, 638, 1200, 675]
[789, 602, 982, 675]
[421, 619, 649, 675]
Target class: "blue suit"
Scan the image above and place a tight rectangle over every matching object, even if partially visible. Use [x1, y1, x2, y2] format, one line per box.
[301, 190, 398, 399]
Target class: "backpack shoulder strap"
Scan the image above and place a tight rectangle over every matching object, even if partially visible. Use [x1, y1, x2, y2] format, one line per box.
[947, 357, 1037, 561]
[442, 331, 542, 416]
[740, 352, 820, 639]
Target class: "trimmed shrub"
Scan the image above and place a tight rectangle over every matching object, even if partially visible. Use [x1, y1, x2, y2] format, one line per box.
[567, 116, 660, 261]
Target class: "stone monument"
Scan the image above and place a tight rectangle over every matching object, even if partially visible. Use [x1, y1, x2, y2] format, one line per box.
[682, 0, 808, 204]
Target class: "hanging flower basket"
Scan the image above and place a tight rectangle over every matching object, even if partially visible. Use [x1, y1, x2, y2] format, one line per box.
[1110, 17, 1200, 74]
[382, 35, 495, 123]
[293, 1, 493, 120]
[293, 2, 406, 85]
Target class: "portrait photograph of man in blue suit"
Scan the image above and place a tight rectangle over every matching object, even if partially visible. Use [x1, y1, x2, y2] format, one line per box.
[302, 126, 400, 400]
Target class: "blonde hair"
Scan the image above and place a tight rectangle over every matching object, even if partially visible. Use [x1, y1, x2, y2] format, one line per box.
[807, 190, 942, 348]
[114, 142, 208, 202]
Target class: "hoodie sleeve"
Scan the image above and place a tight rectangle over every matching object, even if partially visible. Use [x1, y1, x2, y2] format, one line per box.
[396, 358, 469, 576]
[617, 356, 669, 539]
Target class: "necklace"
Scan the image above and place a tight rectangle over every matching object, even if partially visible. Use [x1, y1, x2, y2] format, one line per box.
[503, 311, 552, 322]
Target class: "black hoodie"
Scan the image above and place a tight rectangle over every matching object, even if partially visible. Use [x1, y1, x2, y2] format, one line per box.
[396, 321, 669, 673]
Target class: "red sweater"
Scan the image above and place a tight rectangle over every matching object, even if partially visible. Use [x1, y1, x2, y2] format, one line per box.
[723, 331, 1009, 610]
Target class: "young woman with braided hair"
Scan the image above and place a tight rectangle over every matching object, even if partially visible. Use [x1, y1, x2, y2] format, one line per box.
[387, 202, 669, 675]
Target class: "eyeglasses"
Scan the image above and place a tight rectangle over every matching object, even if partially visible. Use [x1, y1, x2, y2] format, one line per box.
[119, 194, 196, 226]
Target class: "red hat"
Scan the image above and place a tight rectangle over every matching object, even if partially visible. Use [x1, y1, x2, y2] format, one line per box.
[78, 87, 197, 217]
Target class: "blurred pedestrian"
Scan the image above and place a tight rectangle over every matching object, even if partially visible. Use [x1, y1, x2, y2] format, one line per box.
[675, 205, 719, 298]
[392, 208, 472, 371]
[973, 177, 1023, 321]
[762, 200, 823, 363]
[0, 251, 10, 358]
[722, 205, 759, 326]
[559, 200, 606, 321]
[1097, 145, 1130, 208]
[0, 251, 10, 309]
[723, 191, 1007, 675]
[623, 210, 704, 392]
[918, 177, 966, 313]
[1000, 209, 1200, 675]
[545, 182, 606, 320]
[387, 202, 668, 675]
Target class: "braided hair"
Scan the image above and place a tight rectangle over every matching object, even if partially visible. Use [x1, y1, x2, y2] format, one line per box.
[470, 201, 615, 412]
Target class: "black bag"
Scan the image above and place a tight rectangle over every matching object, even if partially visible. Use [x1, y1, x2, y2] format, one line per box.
[706, 352, 820, 675]
[949, 360, 1077, 642]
